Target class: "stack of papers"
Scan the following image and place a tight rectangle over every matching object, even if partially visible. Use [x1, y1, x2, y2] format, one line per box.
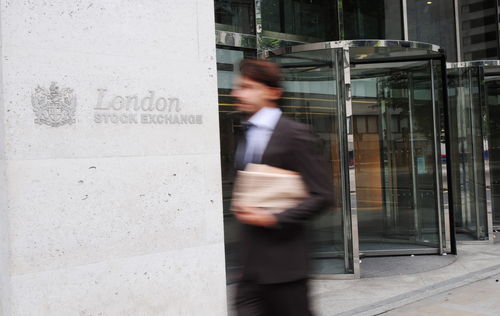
[232, 163, 309, 214]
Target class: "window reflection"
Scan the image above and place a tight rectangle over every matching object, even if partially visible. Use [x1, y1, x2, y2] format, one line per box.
[262, 0, 338, 41]
[458, 0, 499, 60]
[214, 0, 255, 34]
[343, 0, 403, 40]
[407, 0, 457, 61]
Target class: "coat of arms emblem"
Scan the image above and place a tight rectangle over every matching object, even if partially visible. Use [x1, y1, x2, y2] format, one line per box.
[31, 82, 76, 127]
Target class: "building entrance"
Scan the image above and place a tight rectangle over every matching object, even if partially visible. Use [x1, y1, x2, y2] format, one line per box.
[351, 61, 444, 255]
[269, 40, 452, 275]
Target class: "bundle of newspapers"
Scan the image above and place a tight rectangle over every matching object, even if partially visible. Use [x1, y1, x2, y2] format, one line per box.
[232, 163, 309, 214]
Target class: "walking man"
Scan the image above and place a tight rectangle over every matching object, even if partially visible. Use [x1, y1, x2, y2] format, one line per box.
[232, 59, 333, 316]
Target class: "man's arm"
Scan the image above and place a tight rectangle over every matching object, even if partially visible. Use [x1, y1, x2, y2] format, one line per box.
[233, 123, 333, 228]
[274, 125, 333, 225]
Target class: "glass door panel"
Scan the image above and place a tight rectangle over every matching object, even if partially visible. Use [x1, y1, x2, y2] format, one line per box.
[447, 67, 488, 240]
[485, 69, 500, 228]
[271, 48, 355, 275]
[216, 47, 258, 284]
[351, 60, 441, 253]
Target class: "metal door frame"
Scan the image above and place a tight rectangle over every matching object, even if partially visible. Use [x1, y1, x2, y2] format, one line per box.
[348, 57, 448, 257]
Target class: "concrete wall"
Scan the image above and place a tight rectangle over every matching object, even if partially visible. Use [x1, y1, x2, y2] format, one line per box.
[0, 158, 9, 316]
[0, 8, 11, 311]
[0, 0, 226, 315]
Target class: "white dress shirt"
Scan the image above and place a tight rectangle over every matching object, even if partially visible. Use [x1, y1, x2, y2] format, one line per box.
[243, 107, 282, 165]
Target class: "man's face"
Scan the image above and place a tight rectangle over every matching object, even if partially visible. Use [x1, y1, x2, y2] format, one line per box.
[231, 76, 281, 115]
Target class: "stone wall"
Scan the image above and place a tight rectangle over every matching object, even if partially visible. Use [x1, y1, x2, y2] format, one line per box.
[0, 29, 11, 313]
[0, 0, 226, 314]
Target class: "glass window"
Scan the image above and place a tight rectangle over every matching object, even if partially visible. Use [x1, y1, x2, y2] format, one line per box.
[261, 0, 339, 41]
[214, 0, 255, 34]
[407, 0, 457, 61]
[458, 0, 500, 60]
[343, 0, 403, 40]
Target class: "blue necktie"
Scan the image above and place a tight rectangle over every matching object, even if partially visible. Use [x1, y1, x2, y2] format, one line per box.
[235, 121, 254, 170]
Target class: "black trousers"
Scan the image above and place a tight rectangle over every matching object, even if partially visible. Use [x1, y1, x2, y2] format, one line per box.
[235, 279, 314, 316]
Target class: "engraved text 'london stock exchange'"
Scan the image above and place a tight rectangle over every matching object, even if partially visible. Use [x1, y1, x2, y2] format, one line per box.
[94, 89, 203, 125]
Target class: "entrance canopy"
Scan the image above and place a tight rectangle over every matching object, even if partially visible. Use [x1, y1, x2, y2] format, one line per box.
[267, 40, 442, 63]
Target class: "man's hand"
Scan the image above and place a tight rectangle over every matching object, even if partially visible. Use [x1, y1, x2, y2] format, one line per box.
[233, 205, 278, 227]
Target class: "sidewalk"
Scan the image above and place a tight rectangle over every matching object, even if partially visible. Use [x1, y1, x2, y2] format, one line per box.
[226, 242, 500, 315]
[382, 273, 500, 315]
[311, 242, 500, 315]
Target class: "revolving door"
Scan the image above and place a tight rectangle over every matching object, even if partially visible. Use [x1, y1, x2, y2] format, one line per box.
[351, 59, 448, 255]
[447, 61, 500, 242]
[268, 40, 452, 267]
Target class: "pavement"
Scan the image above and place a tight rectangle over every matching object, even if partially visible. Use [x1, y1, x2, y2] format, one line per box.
[227, 240, 500, 315]
[382, 273, 500, 315]
[312, 242, 500, 316]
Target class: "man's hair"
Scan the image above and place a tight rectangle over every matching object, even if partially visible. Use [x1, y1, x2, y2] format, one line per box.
[239, 59, 282, 88]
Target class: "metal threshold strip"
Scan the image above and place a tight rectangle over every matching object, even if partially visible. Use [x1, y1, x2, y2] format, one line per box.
[360, 248, 441, 257]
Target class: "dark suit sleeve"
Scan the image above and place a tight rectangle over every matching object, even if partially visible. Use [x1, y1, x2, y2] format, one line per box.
[274, 125, 333, 225]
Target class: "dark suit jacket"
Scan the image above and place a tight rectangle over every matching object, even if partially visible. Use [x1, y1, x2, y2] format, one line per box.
[236, 116, 333, 284]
